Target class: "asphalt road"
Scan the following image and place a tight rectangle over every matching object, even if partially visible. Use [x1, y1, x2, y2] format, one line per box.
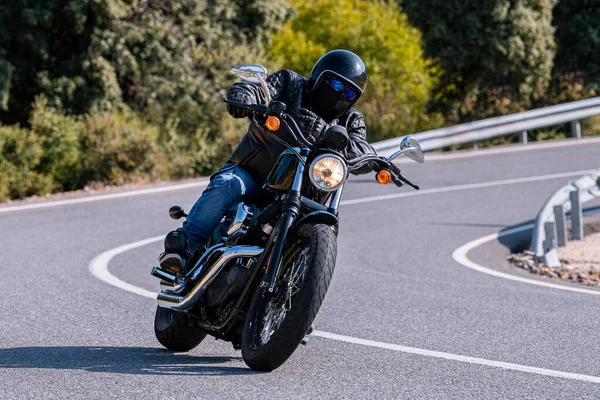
[1, 138, 600, 399]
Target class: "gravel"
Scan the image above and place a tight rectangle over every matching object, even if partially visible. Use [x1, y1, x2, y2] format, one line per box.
[507, 220, 600, 287]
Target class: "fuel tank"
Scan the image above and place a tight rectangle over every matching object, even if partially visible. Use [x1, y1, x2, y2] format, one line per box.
[264, 148, 300, 192]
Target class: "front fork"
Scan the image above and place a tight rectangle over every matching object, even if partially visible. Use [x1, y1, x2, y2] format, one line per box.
[262, 149, 309, 294]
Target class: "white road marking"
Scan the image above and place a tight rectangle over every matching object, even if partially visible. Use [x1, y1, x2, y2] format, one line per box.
[0, 180, 209, 213]
[89, 234, 600, 384]
[452, 225, 600, 296]
[89, 235, 162, 299]
[312, 331, 600, 384]
[341, 169, 596, 206]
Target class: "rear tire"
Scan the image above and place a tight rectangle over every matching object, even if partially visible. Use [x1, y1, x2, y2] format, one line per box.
[154, 306, 207, 352]
[241, 223, 337, 371]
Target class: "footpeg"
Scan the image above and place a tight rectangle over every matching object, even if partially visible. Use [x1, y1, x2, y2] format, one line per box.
[151, 266, 176, 283]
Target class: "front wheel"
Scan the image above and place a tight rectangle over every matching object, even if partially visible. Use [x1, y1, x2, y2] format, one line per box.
[154, 306, 207, 352]
[241, 223, 337, 371]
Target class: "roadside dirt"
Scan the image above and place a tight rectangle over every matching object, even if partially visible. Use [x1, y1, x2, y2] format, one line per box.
[508, 216, 600, 287]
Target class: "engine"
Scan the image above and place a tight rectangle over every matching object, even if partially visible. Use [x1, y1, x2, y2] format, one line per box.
[200, 257, 254, 323]
[220, 203, 258, 246]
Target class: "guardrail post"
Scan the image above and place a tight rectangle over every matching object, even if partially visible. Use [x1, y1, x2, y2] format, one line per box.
[543, 221, 560, 267]
[570, 120, 582, 139]
[543, 222, 557, 251]
[520, 131, 528, 144]
[553, 205, 567, 246]
[570, 190, 583, 240]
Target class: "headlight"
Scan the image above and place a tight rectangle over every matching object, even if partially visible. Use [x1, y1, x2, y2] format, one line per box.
[309, 154, 348, 191]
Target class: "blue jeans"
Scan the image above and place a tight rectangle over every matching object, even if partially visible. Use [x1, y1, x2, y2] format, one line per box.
[182, 163, 260, 248]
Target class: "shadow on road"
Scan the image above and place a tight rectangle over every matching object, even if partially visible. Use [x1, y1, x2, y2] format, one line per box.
[497, 223, 533, 253]
[0, 346, 259, 376]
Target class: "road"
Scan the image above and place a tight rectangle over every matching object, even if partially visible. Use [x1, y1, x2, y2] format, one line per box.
[1, 138, 600, 399]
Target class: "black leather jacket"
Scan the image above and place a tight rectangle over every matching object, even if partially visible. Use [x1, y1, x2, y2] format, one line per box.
[227, 69, 377, 184]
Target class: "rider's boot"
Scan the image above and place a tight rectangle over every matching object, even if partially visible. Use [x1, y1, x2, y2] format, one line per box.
[158, 229, 198, 275]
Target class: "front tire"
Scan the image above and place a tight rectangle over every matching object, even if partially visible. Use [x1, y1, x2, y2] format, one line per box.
[154, 306, 207, 352]
[241, 223, 337, 371]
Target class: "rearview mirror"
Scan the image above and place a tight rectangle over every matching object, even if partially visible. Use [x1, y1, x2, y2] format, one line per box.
[400, 137, 424, 163]
[231, 64, 271, 105]
[231, 64, 268, 83]
[386, 136, 425, 163]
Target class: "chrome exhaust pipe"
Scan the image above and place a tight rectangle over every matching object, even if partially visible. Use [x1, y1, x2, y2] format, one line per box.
[157, 245, 264, 311]
[160, 280, 186, 294]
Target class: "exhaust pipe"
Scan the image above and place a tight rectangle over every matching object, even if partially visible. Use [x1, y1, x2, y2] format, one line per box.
[157, 245, 264, 311]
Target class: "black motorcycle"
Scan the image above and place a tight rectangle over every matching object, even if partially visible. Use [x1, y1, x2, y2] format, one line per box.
[151, 64, 424, 371]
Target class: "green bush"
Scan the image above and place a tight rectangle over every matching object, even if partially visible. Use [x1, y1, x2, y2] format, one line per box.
[0, 124, 55, 202]
[268, 0, 442, 140]
[29, 97, 83, 190]
[79, 111, 161, 184]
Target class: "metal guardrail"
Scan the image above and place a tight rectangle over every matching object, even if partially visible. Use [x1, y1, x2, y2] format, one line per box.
[531, 171, 600, 267]
[372, 97, 600, 157]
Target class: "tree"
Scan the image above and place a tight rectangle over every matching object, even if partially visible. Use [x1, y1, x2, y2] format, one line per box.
[402, 0, 558, 123]
[268, 0, 441, 140]
[552, 0, 600, 97]
[0, 0, 290, 128]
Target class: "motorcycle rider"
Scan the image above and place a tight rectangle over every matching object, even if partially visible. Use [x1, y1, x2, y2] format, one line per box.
[159, 49, 377, 274]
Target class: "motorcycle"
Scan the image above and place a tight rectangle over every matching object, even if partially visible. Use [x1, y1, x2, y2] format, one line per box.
[151, 64, 425, 371]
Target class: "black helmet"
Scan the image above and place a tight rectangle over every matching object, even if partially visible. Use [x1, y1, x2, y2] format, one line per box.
[305, 50, 368, 121]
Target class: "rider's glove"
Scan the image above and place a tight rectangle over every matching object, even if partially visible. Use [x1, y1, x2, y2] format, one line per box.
[226, 87, 252, 119]
[295, 108, 327, 142]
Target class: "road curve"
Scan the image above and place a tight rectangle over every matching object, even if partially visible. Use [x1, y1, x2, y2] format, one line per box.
[1, 139, 600, 399]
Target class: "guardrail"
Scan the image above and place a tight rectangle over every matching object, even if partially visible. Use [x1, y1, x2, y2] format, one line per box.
[372, 97, 600, 157]
[531, 170, 600, 267]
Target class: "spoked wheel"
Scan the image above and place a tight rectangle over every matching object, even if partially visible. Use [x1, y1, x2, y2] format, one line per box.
[241, 223, 337, 371]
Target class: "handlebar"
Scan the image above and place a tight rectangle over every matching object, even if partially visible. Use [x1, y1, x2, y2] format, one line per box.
[224, 98, 420, 191]
[346, 154, 420, 190]
[223, 98, 313, 148]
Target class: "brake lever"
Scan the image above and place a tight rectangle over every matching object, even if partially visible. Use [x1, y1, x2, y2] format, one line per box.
[396, 172, 420, 190]
[387, 162, 420, 190]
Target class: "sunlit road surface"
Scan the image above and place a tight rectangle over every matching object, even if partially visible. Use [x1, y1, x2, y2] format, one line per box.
[2, 138, 600, 399]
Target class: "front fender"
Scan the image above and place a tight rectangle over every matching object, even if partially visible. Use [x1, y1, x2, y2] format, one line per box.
[295, 210, 338, 231]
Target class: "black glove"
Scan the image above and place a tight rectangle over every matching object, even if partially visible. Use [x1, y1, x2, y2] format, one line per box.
[295, 108, 327, 142]
[226, 89, 252, 119]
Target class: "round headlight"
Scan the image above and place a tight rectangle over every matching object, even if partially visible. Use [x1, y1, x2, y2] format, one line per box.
[309, 154, 348, 191]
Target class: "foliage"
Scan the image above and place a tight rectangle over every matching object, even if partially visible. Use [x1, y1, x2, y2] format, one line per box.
[79, 111, 161, 184]
[402, 0, 558, 123]
[0, 0, 290, 127]
[550, 0, 600, 98]
[28, 97, 83, 190]
[269, 0, 442, 140]
[0, 124, 55, 202]
[0, 0, 291, 201]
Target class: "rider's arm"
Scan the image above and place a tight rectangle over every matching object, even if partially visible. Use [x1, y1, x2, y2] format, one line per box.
[344, 111, 377, 175]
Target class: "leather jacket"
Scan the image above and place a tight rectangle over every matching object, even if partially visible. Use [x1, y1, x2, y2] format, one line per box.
[227, 69, 377, 184]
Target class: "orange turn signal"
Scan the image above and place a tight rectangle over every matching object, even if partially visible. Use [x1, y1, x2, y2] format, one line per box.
[376, 170, 392, 185]
[265, 116, 280, 131]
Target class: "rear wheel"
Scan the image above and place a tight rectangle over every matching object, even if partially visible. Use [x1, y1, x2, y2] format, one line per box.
[154, 306, 207, 352]
[241, 223, 337, 371]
